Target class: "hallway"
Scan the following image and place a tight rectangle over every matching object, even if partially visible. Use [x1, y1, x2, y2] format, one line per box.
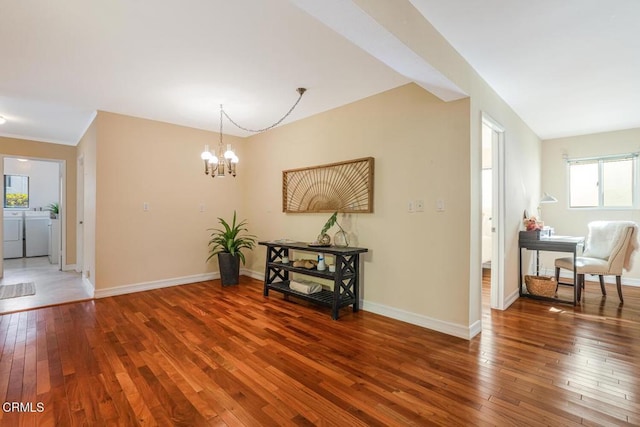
[0, 257, 91, 314]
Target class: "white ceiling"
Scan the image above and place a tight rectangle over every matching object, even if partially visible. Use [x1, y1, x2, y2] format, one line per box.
[0, 0, 638, 145]
[409, 0, 640, 139]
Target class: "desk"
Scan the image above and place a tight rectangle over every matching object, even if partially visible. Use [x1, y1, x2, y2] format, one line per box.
[258, 241, 368, 319]
[519, 235, 584, 305]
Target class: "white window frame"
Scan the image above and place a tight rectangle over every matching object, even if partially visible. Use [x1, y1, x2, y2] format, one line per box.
[566, 153, 639, 209]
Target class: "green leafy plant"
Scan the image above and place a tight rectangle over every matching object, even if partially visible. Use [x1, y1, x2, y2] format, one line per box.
[47, 202, 59, 215]
[320, 211, 345, 235]
[207, 211, 257, 265]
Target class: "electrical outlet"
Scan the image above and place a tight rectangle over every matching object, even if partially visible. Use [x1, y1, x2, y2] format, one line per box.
[143, 202, 149, 211]
[199, 203, 205, 213]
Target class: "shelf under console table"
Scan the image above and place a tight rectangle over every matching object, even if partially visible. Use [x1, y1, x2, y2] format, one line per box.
[258, 241, 368, 320]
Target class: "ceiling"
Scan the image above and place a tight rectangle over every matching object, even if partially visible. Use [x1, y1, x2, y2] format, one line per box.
[0, 0, 638, 145]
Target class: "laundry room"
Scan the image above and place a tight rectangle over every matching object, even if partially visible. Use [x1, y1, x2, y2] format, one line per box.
[3, 157, 61, 265]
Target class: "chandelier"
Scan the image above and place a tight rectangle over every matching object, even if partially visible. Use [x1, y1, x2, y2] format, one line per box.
[201, 88, 307, 178]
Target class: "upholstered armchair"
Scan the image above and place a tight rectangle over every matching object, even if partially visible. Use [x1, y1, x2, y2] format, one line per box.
[554, 221, 638, 302]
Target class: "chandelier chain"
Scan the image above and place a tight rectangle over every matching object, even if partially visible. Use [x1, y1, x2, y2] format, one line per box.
[221, 88, 306, 133]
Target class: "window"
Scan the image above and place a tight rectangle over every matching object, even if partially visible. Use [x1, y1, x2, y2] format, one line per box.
[568, 155, 636, 208]
[4, 175, 30, 208]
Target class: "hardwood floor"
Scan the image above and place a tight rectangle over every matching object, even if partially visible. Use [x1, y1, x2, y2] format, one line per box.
[1, 273, 639, 426]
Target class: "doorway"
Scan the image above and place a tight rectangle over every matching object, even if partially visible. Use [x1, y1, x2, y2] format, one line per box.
[481, 114, 505, 310]
[1, 155, 89, 313]
[3, 157, 62, 266]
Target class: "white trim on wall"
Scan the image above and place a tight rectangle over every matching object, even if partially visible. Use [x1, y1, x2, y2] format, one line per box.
[241, 268, 477, 339]
[94, 272, 219, 298]
[362, 300, 478, 340]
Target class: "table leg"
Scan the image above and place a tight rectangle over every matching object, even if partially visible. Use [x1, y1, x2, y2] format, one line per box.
[519, 247, 523, 297]
[573, 249, 578, 305]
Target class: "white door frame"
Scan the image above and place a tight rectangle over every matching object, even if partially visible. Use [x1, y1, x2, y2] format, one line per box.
[1, 155, 66, 272]
[482, 113, 506, 310]
[76, 155, 84, 274]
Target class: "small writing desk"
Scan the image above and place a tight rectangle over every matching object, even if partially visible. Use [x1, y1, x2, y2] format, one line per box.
[519, 235, 584, 305]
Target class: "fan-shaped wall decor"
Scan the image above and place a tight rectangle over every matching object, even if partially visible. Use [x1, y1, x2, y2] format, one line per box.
[283, 157, 374, 213]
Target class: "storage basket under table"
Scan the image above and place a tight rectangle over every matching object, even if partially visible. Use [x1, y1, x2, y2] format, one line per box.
[524, 275, 557, 297]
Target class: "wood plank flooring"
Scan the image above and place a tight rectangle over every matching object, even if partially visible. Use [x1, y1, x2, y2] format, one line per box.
[1, 273, 640, 426]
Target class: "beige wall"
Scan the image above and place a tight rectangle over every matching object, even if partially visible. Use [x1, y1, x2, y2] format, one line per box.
[352, 0, 543, 324]
[0, 136, 78, 267]
[92, 112, 245, 290]
[540, 128, 640, 282]
[244, 84, 473, 327]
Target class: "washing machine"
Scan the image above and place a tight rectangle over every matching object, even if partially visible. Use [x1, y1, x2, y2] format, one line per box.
[3, 211, 24, 258]
[25, 211, 50, 257]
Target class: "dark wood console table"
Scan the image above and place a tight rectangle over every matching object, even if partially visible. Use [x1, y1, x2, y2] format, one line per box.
[519, 235, 584, 305]
[258, 241, 368, 319]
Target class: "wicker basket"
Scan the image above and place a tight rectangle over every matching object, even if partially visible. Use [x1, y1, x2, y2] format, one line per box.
[524, 275, 557, 297]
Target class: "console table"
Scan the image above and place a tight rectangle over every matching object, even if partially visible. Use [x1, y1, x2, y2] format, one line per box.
[519, 234, 584, 305]
[258, 241, 368, 319]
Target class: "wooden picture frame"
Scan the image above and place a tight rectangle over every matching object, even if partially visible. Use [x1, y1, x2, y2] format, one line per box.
[282, 157, 374, 213]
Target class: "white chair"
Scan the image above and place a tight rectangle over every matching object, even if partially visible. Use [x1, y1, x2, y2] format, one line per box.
[554, 221, 638, 302]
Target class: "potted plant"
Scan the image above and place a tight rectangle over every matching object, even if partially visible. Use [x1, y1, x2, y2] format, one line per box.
[318, 211, 349, 247]
[47, 202, 59, 219]
[207, 211, 257, 286]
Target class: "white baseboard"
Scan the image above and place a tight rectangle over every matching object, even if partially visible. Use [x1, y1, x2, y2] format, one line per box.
[62, 263, 76, 272]
[94, 272, 219, 298]
[240, 268, 263, 280]
[505, 288, 520, 307]
[243, 268, 477, 340]
[362, 300, 477, 340]
[540, 268, 640, 287]
[82, 275, 95, 297]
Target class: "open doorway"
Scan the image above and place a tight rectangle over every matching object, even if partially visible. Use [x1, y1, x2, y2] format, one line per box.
[481, 114, 505, 310]
[3, 157, 61, 266]
[1, 156, 89, 313]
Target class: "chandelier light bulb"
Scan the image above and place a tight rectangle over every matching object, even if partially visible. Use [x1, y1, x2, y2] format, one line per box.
[224, 144, 235, 160]
[208, 156, 219, 164]
[200, 145, 212, 160]
[231, 155, 239, 164]
[0, 116, 6, 125]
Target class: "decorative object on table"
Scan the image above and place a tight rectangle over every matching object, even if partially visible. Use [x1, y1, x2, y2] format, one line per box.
[281, 256, 289, 264]
[317, 253, 326, 271]
[207, 211, 257, 286]
[316, 211, 349, 247]
[293, 259, 318, 269]
[200, 88, 307, 179]
[328, 264, 336, 273]
[289, 279, 323, 295]
[523, 215, 543, 231]
[540, 192, 557, 203]
[282, 157, 374, 213]
[524, 275, 557, 297]
[537, 192, 557, 219]
[46, 202, 59, 219]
